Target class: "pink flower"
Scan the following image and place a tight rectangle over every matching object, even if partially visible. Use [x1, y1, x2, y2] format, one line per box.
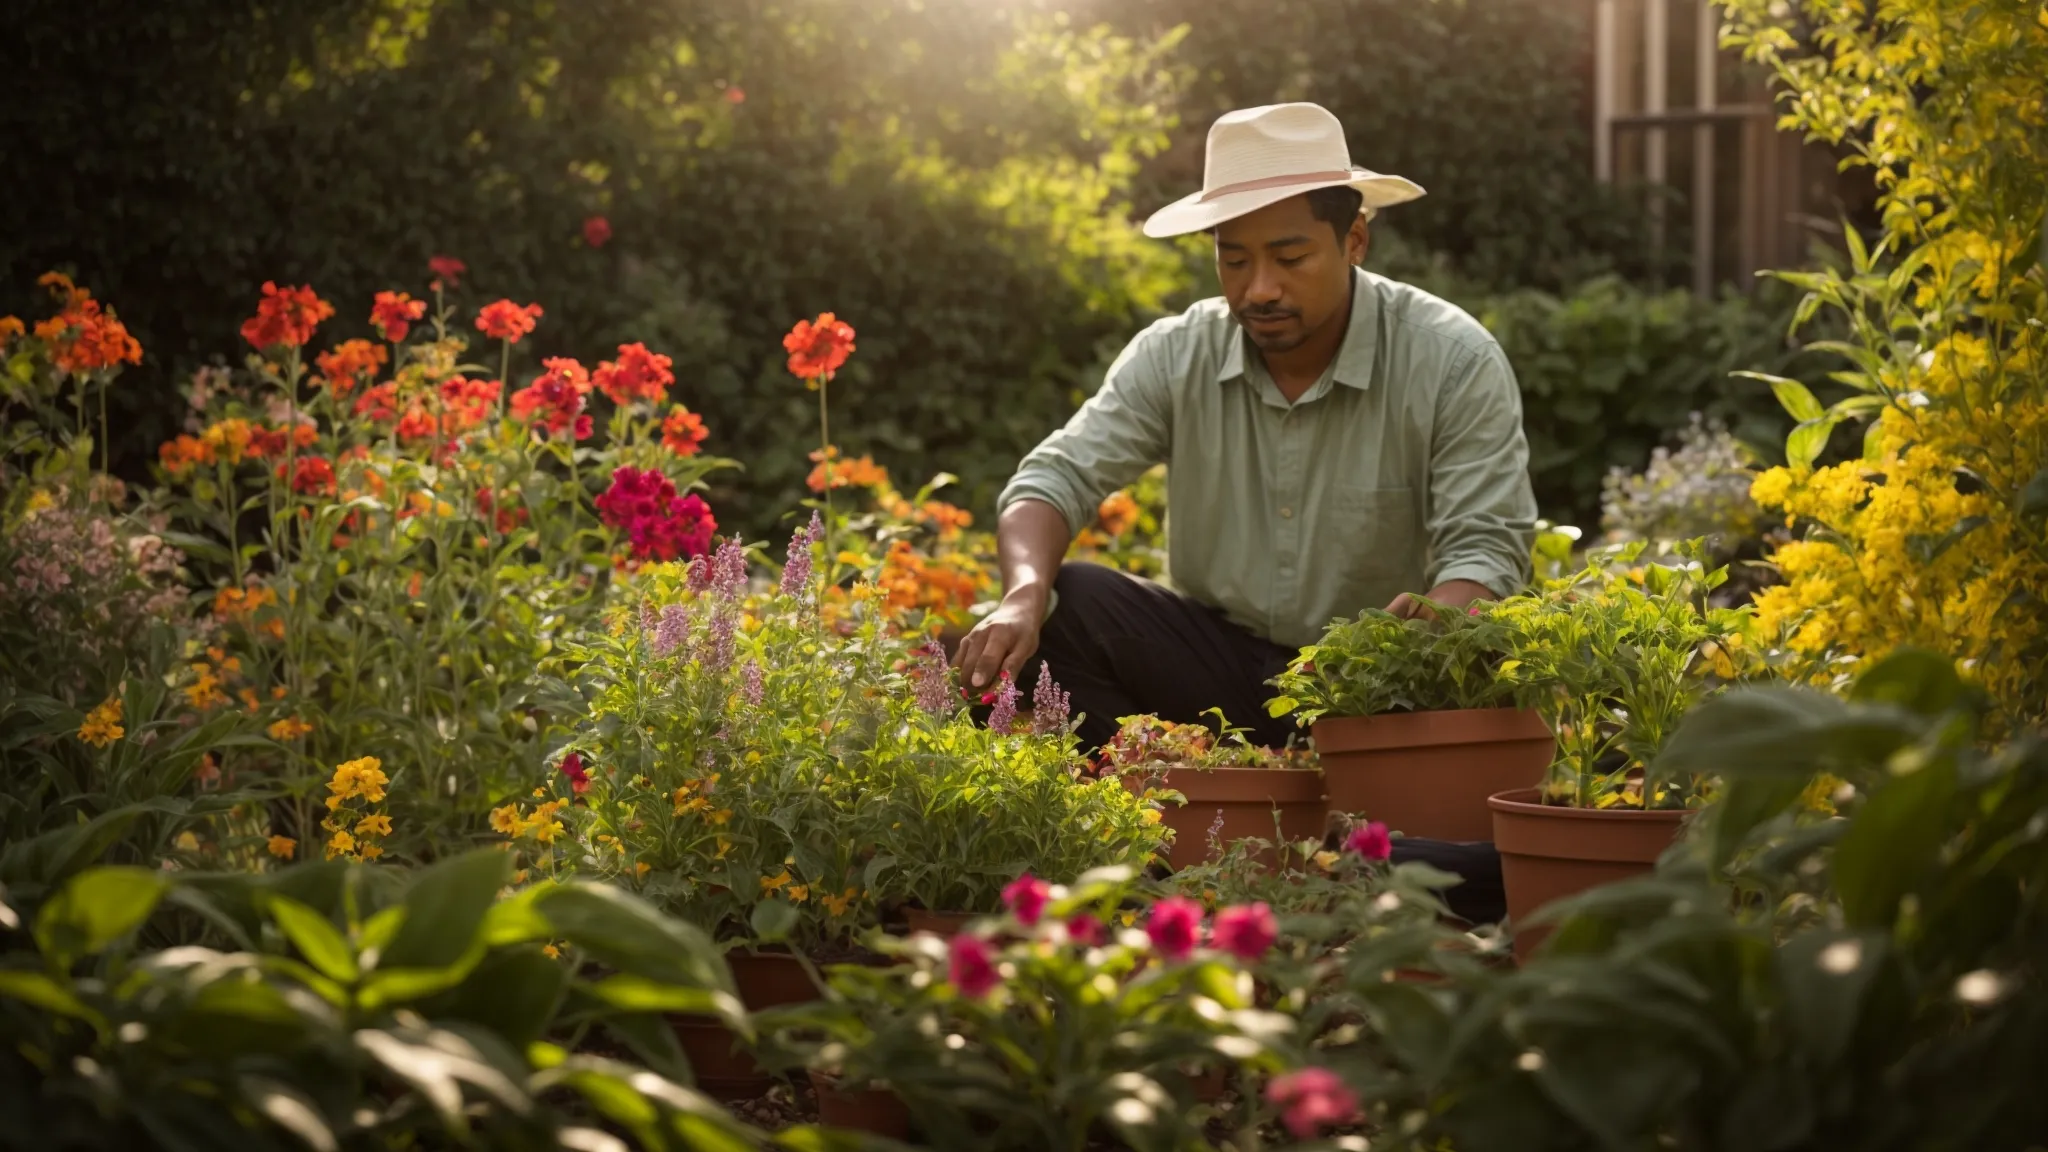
[986, 670, 1020, 733]
[947, 934, 999, 998]
[1211, 902, 1278, 961]
[1265, 1067, 1361, 1140]
[1345, 820, 1392, 861]
[1145, 897, 1203, 962]
[583, 215, 612, 248]
[1065, 913, 1108, 947]
[1001, 874, 1051, 926]
[559, 751, 591, 795]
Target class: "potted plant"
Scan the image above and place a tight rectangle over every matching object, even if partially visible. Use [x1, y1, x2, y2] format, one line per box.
[1099, 712, 1327, 871]
[1268, 601, 1551, 841]
[1484, 540, 1754, 958]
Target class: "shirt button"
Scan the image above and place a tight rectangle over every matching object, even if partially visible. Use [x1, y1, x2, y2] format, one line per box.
[1279, 507, 1294, 519]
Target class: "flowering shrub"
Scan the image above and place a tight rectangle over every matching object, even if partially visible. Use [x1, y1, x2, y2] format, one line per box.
[1600, 412, 1766, 554]
[1069, 463, 1170, 579]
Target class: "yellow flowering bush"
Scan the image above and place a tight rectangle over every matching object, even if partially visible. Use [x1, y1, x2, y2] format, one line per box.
[1722, 0, 2048, 728]
[321, 755, 392, 860]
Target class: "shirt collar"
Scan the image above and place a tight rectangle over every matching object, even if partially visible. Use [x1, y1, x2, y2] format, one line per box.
[1218, 267, 1380, 391]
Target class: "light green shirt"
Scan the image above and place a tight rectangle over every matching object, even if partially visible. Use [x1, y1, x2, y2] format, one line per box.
[999, 268, 1537, 650]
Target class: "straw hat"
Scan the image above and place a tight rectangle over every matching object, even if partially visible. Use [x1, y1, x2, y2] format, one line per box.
[1143, 102, 1424, 239]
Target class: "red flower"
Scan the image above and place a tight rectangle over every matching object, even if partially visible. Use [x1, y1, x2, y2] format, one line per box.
[241, 282, 334, 350]
[1265, 1068, 1361, 1140]
[1212, 902, 1278, 961]
[477, 487, 529, 535]
[595, 467, 717, 561]
[437, 376, 502, 433]
[315, 339, 387, 397]
[582, 215, 612, 248]
[370, 291, 427, 344]
[1065, 913, 1109, 948]
[1345, 821, 1392, 862]
[283, 456, 337, 497]
[354, 381, 402, 425]
[592, 342, 673, 406]
[1001, 874, 1051, 927]
[660, 405, 709, 456]
[947, 934, 1000, 998]
[396, 405, 438, 443]
[724, 85, 746, 104]
[509, 357, 592, 440]
[428, 255, 466, 288]
[782, 312, 856, 383]
[245, 424, 291, 460]
[476, 299, 544, 343]
[1145, 897, 1204, 962]
[31, 277, 142, 374]
[559, 751, 591, 795]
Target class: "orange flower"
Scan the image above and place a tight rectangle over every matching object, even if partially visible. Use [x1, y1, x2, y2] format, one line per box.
[583, 215, 612, 248]
[806, 446, 889, 493]
[245, 424, 295, 460]
[200, 419, 255, 465]
[476, 299, 543, 343]
[282, 456, 337, 496]
[369, 290, 426, 343]
[241, 282, 334, 350]
[509, 357, 592, 440]
[1098, 490, 1140, 538]
[660, 404, 709, 455]
[31, 282, 142, 374]
[315, 339, 387, 397]
[266, 835, 297, 860]
[437, 376, 502, 433]
[918, 501, 974, 539]
[212, 584, 277, 621]
[592, 342, 673, 406]
[0, 316, 24, 345]
[428, 255, 466, 289]
[159, 434, 216, 477]
[783, 312, 855, 385]
[353, 381, 402, 425]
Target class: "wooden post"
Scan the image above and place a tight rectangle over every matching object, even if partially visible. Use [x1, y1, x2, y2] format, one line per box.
[1692, 0, 1718, 296]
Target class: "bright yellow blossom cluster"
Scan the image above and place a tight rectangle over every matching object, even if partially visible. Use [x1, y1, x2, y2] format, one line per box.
[491, 798, 569, 843]
[322, 756, 392, 860]
[78, 695, 124, 747]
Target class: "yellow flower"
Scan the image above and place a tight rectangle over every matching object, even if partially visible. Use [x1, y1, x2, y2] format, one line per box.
[1141, 809, 1162, 826]
[821, 887, 861, 916]
[708, 808, 733, 825]
[542, 943, 562, 959]
[714, 836, 733, 859]
[23, 489, 53, 515]
[635, 861, 651, 877]
[174, 831, 200, 852]
[354, 813, 394, 838]
[327, 756, 388, 804]
[326, 829, 357, 858]
[788, 884, 810, 902]
[760, 870, 793, 893]
[266, 835, 297, 860]
[360, 843, 384, 860]
[490, 804, 523, 836]
[267, 716, 314, 741]
[78, 696, 125, 747]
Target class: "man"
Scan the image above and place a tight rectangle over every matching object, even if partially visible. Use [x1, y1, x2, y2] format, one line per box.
[958, 102, 1537, 756]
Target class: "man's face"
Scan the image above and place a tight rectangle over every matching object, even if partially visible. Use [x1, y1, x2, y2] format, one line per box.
[1214, 195, 1367, 354]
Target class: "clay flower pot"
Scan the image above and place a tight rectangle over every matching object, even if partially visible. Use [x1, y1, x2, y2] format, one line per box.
[810, 1069, 912, 1137]
[1488, 787, 1689, 961]
[903, 908, 980, 938]
[1123, 766, 1326, 871]
[671, 950, 820, 1100]
[1314, 708, 1553, 841]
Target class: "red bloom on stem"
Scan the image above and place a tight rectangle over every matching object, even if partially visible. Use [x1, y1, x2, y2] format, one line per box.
[370, 291, 427, 344]
[241, 282, 334, 350]
[283, 456, 337, 497]
[509, 357, 593, 440]
[437, 376, 502, 433]
[782, 312, 855, 383]
[1345, 821, 1392, 862]
[246, 424, 291, 460]
[1001, 874, 1051, 927]
[559, 751, 591, 795]
[315, 339, 387, 397]
[1145, 897, 1204, 962]
[428, 255, 466, 288]
[1265, 1068, 1361, 1140]
[1212, 902, 1279, 961]
[660, 405, 709, 456]
[947, 934, 1000, 998]
[592, 342, 673, 406]
[32, 276, 142, 373]
[1065, 913, 1109, 948]
[582, 215, 612, 248]
[475, 299, 544, 343]
[477, 488, 529, 535]
[724, 85, 746, 104]
[354, 381, 402, 425]
[595, 467, 717, 561]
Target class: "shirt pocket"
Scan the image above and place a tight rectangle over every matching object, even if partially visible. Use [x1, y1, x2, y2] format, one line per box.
[1330, 485, 1419, 583]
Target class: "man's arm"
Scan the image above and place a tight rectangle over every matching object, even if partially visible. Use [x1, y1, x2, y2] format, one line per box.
[957, 331, 1174, 686]
[1387, 342, 1537, 619]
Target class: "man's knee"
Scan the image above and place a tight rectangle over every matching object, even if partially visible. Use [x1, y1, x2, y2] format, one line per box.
[1051, 561, 1128, 612]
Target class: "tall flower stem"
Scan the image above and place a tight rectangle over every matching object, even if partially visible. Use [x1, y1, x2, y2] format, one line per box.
[816, 375, 833, 595]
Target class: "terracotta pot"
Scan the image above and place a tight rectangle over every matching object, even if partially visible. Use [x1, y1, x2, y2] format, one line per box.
[1488, 787, 1689, 961]
[671, 951, 821, 1100]
[810, 1070, 912, 1137]
[903, 908, 980, 938]
[1314, 708, 1553, 841]
[1123, 767, 1326, 871]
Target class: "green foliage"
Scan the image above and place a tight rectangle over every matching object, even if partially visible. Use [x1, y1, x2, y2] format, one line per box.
[0, 850, 867, 1151]
[1269, 603, 1520, 725]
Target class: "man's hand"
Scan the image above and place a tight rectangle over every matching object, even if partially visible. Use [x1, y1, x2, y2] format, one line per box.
[957, 589, 1047, 691]
[1386, 579, 1497, 621]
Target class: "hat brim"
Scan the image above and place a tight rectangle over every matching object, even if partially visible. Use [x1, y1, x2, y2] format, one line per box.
[1141, 170, 1425, 239]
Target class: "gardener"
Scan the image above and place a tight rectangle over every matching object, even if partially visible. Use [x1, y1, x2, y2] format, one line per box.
[959, 101, 1537, 756]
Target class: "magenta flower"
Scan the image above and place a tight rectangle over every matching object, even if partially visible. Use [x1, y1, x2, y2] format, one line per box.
[1001, 873, 1051, 926]
[1345, 821, 1392, 861]
[559, 751, 591, 795]
[948, 934, 1000, 998]
[1211, 902, 1278, 961]
[1265, 1067, 1361, 1139]
[1065, 913, 1108, 947]
[1145, 897, 1204, 962]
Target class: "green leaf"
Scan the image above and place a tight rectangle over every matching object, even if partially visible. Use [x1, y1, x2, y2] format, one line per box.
[1863, 418, 1886, 462]
[35, 866, 169, 963]
[1786, 418, 1838, 470]
[2018, 468, 2048, 518]
[1775, 929, 1890, 1065]
[1264, 695, 1300, 719]
[586, 974, 745, 1026]
[171, 978, 311, 1056]
[435, 948, 567, 1048]
[266, 896, 359, 984]
[239, 1076, 339, 1152]
[1705, 775, 1814, 869]
[1734, 371, 1824, 422]
[537, 884, 732, 995]
[377, 849, 511, 971]
[1832, 755, 1956, 928]
[1848, 649, 1965, 716]
[0, 969, 102, 1025]
[749, 899, 801, 944]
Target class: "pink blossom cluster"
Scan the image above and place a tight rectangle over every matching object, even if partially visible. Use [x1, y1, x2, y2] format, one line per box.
[911, 639, 956, 716]
[5, 497, 188, 686]
[778, 511, 821, 599]
[594, 467, 716, 562]
[1029, 661, 1070, 735]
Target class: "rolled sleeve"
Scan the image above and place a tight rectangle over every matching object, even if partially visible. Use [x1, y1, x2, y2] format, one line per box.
[1425, 343, 1538, 597]
[998, 328, 1173, 538]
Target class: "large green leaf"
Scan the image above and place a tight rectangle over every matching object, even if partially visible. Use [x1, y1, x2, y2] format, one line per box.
[0, 969, 102, 1025]
[266, 896, 359, 984]
[536, 884, 733, 995]
[1832, 754, 1956, 927]
[34, 866, 169, 963]
[433, 947, 569, 1048]
[1775, 929, 1891, 1066]
[377, 849, 511, 971]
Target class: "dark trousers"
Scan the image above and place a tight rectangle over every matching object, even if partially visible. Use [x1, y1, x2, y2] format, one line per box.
[1019, 562, 1507, 926]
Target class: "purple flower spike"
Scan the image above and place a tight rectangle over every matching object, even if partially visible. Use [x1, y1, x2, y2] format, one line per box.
[741, 660, 765, 706]
[779, 519, 814, 599]
[711, 538, 747, 601]
[913, 639, 956, 716]
[651, 603, 692, 658]
[986, 672, 1021, 735]
[1030, 662, 1071, 735]
[705, 606, 738, 673]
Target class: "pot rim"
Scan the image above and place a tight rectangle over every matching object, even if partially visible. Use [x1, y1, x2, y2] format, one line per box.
[1313, 707, 1550, 753]
[1486, 786, 1693, 821]
[1126, 763, 1327, 802]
